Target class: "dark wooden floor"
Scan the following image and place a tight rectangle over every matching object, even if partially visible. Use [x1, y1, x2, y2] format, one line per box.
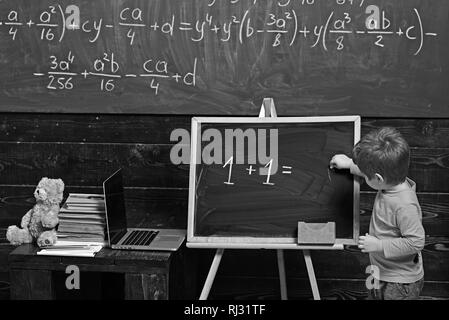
[0, 114, 448, 300]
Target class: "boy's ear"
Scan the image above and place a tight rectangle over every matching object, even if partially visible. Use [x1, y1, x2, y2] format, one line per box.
[375, 173, 384, 183]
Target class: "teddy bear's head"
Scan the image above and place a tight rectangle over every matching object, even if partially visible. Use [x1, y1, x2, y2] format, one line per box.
[34, 178, 65, 205]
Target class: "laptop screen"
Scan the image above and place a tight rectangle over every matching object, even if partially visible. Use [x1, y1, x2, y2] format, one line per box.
[103, 169, 128, 246]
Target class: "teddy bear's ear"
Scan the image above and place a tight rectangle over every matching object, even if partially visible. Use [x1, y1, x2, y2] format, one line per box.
[39, 177, 49, 185]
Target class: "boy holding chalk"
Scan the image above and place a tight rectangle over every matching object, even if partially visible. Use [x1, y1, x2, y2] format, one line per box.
[330, 127, 425, 300]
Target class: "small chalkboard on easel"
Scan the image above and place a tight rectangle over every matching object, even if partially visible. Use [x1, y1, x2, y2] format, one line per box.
[187, 113, 360, 248]
[187, 98, 360, 300]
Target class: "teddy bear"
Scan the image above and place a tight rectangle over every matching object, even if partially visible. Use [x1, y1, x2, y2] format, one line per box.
[6, 177, 65, 247]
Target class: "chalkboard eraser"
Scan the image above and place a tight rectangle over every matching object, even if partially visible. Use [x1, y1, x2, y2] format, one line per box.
[297, 222, 336, 245]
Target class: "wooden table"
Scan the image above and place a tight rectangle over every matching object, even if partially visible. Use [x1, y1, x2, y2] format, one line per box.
[8, 244, 196, 300]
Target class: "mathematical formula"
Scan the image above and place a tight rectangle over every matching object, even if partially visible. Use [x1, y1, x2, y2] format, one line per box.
[0, 1, 438, 54]
[0, 0, 439, 94]
[32, 51, 197, 94]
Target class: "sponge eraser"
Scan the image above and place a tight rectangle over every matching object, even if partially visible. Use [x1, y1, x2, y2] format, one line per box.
[297, 222, 336, 245]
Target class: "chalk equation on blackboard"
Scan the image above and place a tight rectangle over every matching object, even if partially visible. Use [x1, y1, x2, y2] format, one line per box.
[0, 2, 438, 55]
[222, 157, 296, 186]
[32, 51, 197, 93]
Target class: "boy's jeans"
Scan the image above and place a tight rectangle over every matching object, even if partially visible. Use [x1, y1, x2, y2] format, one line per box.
[367, 278, 424, 300]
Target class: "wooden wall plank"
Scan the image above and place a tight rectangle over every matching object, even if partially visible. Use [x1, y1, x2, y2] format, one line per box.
[1, 187, 447, 238]
[362, 119, 449, 148]
[0, 142, 447, 192]
[3, 274, 447, 300]
[0, 185, 188, 200]
[2, 115, 449, 148]
[209, 277, 449, 300]
[1, 114, 448, 192]
[0, 143, 189, 188]
[0, 114, 190, 144]
[409, 148, 449, 192]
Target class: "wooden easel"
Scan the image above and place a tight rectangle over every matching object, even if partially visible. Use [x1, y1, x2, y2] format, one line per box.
[199, 98, 343, 300]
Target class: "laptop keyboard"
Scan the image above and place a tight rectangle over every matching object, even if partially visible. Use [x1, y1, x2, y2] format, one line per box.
[121, 230, 159, 246]
[110, 229, 128, 244]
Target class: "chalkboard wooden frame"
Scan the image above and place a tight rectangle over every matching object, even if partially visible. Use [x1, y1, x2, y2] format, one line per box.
[187, 116, 361, 249]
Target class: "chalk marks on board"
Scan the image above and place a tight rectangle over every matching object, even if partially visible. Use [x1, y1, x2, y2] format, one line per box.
[282, 166, 293, 175]
[0, 1, 443, 113]
[222, 157, 296, 187]
[223, 156, 235, 186]
[0, 2, 438, 53]
[0, 0, 438, 99]
[196, 123, 344, 196]
[205, 158, 332, 199]
[33, 51, 197, 94]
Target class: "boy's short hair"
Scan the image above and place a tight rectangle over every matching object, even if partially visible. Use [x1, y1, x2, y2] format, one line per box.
[352, 127, 410, 185]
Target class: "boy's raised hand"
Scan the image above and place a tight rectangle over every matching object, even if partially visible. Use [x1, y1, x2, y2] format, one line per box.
[329, 154, 353, 170]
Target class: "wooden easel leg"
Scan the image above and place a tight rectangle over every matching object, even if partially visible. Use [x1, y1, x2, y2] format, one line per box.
[303, 249, 321, 300]
[199, 248, 224, 300]
[276, 249, 288, 300]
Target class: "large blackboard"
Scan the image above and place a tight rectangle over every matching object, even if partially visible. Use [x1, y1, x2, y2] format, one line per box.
[0, 0, 448, 116]
[187, 117, 360, 248]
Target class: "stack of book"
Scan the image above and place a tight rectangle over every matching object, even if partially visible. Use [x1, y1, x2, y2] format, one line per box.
[37, 241, 104, 257]
[38, 193, 106, 257]
[57, 193, 106, 243]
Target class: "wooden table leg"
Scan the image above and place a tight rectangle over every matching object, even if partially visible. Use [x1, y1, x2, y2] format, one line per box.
[10, 269, 54, 300]
[124, 273, 168, 300]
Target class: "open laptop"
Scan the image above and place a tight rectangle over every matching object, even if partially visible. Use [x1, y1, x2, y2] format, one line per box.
[103, 169, 186, 251]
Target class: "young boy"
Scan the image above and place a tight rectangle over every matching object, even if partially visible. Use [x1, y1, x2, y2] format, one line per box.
[330, 127, 425, 300]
